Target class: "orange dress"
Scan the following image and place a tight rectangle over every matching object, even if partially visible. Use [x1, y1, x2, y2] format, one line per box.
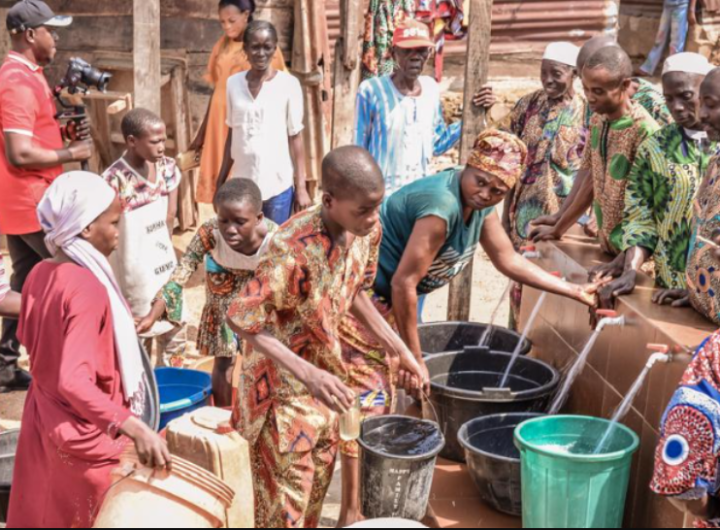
[196, 37, 287, 204]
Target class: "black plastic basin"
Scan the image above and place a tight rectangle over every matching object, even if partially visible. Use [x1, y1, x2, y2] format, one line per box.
[418, 322, 532, 358]
[459, 413, 544, 516]
[423, 350, 559, 462]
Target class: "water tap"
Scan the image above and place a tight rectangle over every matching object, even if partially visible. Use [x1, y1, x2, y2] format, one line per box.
[646, 343, 672, 367]
[596, 309, 625, 331]
[521, 245, 541, 259]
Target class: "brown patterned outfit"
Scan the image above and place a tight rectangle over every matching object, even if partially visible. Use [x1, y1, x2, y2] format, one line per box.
[499, 90, 588, 327]
[229, 206, 382, 528]
[585, 103, 660, 255]
[338, 291, 397, 459]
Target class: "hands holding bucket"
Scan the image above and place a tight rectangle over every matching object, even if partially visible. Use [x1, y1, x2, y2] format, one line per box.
[397, 348, 431, 400]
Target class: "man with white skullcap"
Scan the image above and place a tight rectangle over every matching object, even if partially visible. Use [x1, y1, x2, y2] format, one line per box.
[489, 41, 589, 326]
[7, 172, 170, 528]
[593, 52, 715, 307]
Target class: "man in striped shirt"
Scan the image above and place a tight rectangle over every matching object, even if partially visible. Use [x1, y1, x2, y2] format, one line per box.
[355, 19, 494, 194]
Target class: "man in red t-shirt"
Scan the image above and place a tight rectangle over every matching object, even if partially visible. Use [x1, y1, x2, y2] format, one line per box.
[0, 0, 93, 392]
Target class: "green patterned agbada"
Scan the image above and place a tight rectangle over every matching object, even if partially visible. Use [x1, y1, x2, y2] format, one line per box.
[620, 124, 713, 289]
[633, 78, 674, 127]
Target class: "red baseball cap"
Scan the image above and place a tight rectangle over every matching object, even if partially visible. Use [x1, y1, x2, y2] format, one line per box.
[393, 19, 434, 49]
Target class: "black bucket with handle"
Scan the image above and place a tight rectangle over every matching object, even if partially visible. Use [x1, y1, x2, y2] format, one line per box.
[358, 415, 445, 521]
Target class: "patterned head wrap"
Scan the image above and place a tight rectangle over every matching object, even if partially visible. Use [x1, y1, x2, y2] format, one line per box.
[467, 129, 528, 189]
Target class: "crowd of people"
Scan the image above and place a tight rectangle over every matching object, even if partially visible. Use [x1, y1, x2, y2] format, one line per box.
[4, 0, 720, 528]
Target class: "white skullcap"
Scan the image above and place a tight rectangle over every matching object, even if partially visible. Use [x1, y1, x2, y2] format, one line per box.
[663, 52, 714, 77]
[543, 42, 581, 68]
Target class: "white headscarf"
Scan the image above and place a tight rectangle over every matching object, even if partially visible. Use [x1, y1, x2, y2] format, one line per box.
[37, 171, 145, 413]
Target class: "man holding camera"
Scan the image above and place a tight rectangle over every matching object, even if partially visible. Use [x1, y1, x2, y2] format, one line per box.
[0, 0, 93, 392]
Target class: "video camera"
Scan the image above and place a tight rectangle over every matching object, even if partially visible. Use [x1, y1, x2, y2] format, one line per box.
[57, 58, 112, 95]
[53, 58, 112, 169]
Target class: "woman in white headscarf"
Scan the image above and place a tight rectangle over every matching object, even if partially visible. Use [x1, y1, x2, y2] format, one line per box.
[7, 172, 170, 529]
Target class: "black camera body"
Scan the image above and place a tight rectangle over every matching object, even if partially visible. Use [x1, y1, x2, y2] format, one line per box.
[58, 58, 112, 96]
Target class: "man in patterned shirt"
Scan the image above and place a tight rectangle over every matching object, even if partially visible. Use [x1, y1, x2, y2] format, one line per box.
[593, 53, 714, 307]
[228, 146, 425, 528]
[530, 46, 660, 256]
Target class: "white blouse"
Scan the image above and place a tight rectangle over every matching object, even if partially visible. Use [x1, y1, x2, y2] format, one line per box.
[226, 70, 305, 201]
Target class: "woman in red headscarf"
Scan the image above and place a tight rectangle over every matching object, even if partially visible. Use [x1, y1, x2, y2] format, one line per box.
[336, 129, 604, 527]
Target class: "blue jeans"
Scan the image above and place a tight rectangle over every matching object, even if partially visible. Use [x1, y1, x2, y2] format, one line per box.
[262, 187, 294, 225]
[641, 1, 689, 75]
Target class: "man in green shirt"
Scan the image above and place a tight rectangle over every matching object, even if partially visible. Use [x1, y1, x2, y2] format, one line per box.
[596, 52, 714, 306]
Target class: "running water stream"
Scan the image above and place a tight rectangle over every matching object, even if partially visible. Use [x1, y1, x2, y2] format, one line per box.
[548, 311, 625, 415]
[498, 292, 548, 388]
[594, 349, 671, 454]
[478, 281, 512, 347]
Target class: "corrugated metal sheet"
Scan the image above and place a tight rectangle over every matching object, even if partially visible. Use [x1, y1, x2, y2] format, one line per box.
[325, 0, 370, 61]
[326, 0, 618, 58]
[490, 0, 617, 45]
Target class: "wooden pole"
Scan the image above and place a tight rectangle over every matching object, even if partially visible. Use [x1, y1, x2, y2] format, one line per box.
[0, 8, 9, 60]
[133, 0, 161, 114]
[331, 0, 363, 148]
[447, 0, 494, 322]
[292, 0, 332, 196]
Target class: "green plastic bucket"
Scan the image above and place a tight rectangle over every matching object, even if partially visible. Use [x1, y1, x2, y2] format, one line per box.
[514, 415, 640, 528]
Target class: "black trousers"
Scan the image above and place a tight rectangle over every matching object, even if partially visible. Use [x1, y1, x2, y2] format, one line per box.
[0, 232, 50, 374]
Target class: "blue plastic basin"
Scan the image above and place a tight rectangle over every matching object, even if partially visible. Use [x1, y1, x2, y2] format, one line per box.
[155, 368, 212, 430]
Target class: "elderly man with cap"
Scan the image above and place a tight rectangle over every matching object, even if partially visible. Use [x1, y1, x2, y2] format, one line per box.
[0, 0, 93, 393]
[7, 172, 169, 529]
[355, 18, 494, 195]
[335, 129, 603, 527]
[491, 42, 589, 326]
[594, 53, 715, 308]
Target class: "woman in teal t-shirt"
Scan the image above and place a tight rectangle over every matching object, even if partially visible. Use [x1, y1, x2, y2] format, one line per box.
[337, 130, 604, 527]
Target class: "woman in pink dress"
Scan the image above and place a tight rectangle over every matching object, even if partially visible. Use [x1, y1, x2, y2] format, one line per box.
[7, 172, 170, 528]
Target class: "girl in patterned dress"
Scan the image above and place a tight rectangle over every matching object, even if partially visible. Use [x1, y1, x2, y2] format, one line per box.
[138, 179, 277, 407]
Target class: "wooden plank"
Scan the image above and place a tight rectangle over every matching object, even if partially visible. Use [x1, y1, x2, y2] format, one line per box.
[28, 0, 294, 18]
[292, 0, 332, 196]
[55, 15, 293, 57]
[170, 65, 199, 231]
[340, 0, 362, 69]
[331, 37, 361, 149]
[331, 0, 363, 148]
[91, 99, 114, 169]
[133, 0, 161, 114]
[447, 0, 494, 322]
